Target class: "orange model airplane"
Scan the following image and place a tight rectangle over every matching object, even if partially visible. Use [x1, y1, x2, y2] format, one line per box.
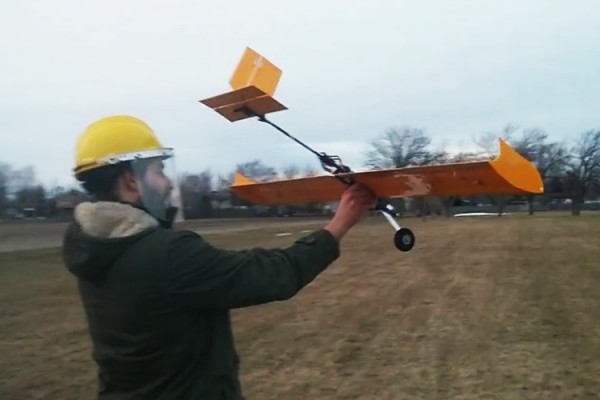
[199, 47, 544, 252]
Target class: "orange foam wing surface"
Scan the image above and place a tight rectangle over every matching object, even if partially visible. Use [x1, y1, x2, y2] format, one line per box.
[230, 138, 544, 205]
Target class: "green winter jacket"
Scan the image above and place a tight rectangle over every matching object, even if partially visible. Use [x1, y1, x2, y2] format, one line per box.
[61, 201, 340, 399]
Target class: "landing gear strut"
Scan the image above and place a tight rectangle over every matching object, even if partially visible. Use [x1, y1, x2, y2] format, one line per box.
[374, 199, 415, 252]
[235, 106, 416, 252]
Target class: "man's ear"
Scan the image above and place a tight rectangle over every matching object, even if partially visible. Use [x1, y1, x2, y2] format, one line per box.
[121, 169, 140, 195]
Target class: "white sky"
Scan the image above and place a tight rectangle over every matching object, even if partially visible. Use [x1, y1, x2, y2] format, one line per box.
[1, 0, 599, 188]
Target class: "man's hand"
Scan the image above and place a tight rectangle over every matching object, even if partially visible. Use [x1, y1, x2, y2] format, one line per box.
[325, 183, 376, 241]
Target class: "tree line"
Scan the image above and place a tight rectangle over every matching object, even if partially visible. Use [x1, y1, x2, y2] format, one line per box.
[1, 124, 598, 220]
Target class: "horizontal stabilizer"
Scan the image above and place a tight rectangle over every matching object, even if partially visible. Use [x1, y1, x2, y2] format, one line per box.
[199, 47, 287, 122]
[199, 85, 287, 122]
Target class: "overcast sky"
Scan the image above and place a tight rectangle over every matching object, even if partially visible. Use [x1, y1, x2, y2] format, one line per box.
[1, 0, 599, 188]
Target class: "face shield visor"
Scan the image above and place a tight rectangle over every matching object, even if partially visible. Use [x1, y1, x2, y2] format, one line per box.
[103, 148, 183, 225]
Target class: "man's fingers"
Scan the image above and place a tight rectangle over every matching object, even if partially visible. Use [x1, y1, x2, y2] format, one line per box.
[350, 196, 377, 207]
[344, 184, 377, 209]
[348, 186, 374, 197]
[351, 192, 376, 202]
[347, 184, 365, 195]
[348, 183, 373, 193]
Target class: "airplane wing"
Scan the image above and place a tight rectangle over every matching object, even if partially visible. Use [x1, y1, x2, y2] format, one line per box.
[230, 138, 544, 205]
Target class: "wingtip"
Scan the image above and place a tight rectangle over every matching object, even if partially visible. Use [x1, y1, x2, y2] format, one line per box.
[231, 171, 257, 187]
[492, 137, 545, 194]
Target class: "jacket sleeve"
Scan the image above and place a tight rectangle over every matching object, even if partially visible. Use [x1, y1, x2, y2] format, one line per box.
[161, 228, 340, 310]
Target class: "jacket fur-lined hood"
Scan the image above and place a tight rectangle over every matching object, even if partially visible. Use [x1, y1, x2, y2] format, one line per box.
[62, 201, 161, 281]
[74, 201, 159, 238]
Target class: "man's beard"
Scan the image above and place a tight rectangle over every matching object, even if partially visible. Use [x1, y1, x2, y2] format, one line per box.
[141, 185, 172, 220]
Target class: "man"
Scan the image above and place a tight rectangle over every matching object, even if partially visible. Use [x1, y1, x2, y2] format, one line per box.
[62, 114, 376, 399]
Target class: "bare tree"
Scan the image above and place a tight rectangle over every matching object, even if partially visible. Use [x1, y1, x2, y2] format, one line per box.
[15, 185, 46, 215]
[0, 162, 10, 216]
[364, 126, 444, 169]
[9, 165, 37, 192]
[448, 151, 490, 163]
[0, 163, 42, 216]
[508, 128, 569, 214]
[473, 124, 518, 158]
[179, 169, 214, 218]
[236, 159, 278, 182]
[282, 164, 300, 179]
[216, 173, 234, 190]
[181, 170, 213, 193]
[212, 173, 235, 208]
[564, 129, 600, 215]
[303, 164, 319, 177]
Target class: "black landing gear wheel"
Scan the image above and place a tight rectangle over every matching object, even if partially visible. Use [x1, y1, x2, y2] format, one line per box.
[394, 228, 415, 252]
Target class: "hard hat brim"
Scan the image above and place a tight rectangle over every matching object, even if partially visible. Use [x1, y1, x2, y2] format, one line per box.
[74, 148, 174, 176]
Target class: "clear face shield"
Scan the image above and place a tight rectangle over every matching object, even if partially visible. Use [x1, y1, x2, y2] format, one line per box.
[105, 148, 183, 225]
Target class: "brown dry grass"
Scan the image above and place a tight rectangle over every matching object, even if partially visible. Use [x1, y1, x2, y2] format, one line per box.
[1, 213, 599, 399]
[0, 217, 330, 252]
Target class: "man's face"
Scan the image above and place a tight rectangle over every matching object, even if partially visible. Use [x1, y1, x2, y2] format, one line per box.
[137, 159, 174, 212]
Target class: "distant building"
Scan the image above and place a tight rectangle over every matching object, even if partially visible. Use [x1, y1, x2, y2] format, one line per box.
[54, 192, 90, 220]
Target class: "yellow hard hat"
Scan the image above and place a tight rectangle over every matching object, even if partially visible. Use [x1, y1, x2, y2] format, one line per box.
[73, 115, 172, 178]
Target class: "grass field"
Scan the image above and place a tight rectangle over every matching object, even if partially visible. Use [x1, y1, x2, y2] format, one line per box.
[1, 213, 599, 399]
